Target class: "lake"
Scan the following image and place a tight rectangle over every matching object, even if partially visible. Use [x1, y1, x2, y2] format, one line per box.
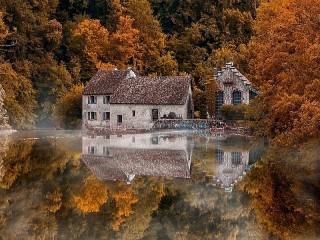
[0, 130, 318, 239]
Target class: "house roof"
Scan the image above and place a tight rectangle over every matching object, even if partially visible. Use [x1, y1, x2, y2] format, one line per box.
[217, 63, 251, 86]
[82, 69, 130, 95]
[81, 148, 191, 182]
[111, 76, 191, 105]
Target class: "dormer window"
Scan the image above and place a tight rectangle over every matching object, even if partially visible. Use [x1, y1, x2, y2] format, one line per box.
[88, 96, 97, 104]
[103, 96, 111, 104]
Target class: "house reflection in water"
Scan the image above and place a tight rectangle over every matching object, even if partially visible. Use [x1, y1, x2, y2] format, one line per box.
[212, 134, 250, 192]
[81, 133, 194, 183]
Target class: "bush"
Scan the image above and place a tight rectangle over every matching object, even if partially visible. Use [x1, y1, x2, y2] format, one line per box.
[220, 104, 248, 120]
[53, 85, 83, 129]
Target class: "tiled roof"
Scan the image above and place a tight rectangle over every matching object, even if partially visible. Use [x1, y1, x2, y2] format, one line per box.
[81, 148, 191, 182]
[111, 76, 191, 105]
[82, 69, 129, 95]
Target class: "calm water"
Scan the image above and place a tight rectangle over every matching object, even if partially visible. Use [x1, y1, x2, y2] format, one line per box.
[0, 130, 318, 239]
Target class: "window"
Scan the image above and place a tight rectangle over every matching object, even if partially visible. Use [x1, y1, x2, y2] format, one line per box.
[231, 152, 242, 165]
[88, 96, 97, 104]
[232, 91, 242, 105]
[152, 109, 159, 121]
[132, 110, 136, 117]
[103, 96, 111, 104]
[87, 146, 96, 155]
[117, 115, 123, 124]
[103, 112, 110, 120]
[103, 147, 110, 156]
[215, 91, 224, 118]
[215, 149, 224, 164]
[88, 112, 97, 120]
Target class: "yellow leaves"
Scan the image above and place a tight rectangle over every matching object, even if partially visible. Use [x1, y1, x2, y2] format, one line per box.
[72, 176, 108, 213]
[45, 189, 62, 213]
[205, 79, 218, 117]
[112, 187, 138, 231]
[44, 19, 62, 42]
[0, 63, 36, 129]
[74, 19, 109, 64]
[0, 12, 9, 40]
[249, 0, 320, 141]
[108, 16, 140, 69]
[73, 16, 141, 69]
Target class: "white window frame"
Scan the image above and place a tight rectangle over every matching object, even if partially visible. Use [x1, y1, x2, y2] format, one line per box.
[88, 96, 97, 104]
[88, 112, 97, 120]
[87, 146, 97, 155]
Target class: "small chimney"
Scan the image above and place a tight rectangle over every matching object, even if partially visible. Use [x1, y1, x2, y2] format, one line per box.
[126, 66, 136, 78]
[226, 62, 233, 68]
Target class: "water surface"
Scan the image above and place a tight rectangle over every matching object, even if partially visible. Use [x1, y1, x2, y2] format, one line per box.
[0, 130, 318, 239]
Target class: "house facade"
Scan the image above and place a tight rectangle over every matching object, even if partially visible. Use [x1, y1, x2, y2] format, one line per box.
[82, 68, 194, 129]
[214, 62, 257, 119]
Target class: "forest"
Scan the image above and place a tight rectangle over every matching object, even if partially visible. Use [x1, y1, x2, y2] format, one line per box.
[0, 0, 319, 142]
[0, 1, 319, 238]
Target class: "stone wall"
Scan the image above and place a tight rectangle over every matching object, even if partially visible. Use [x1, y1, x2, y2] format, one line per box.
[83, 96, 191, 129]
[215, 63, 251, 105]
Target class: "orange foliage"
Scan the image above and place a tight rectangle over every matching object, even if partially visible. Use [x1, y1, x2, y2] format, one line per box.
[248, 0, 320, 141]
[111, 187, 138, 231]
[72, 176, 108, 213]
[107, 16, 140, 69]
[73, 19, 109, 65]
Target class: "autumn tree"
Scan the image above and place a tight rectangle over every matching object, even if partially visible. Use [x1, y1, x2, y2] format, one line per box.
[0, 63, 36, 129]
[73, 18, 109, 67]
[0, 85, 10, 130]
[107, 16, 140, 69]
[124, 0, 177, 75]
[248, 0, 320, 141]
[205, 79, 218, 117]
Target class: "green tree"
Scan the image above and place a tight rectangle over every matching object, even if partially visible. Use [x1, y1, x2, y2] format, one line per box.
[53, 84, 83, 129]
[31, 54, 73, 126]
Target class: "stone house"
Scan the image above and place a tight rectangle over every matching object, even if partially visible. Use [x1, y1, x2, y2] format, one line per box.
[81, 133, 193, 183]
[82, 68, 194, 129]
[214, 62, 257, 118]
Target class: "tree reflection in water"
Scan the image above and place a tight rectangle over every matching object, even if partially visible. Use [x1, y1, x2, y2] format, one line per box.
[0, 131, 318, 239]
[240, 138, 320, 239]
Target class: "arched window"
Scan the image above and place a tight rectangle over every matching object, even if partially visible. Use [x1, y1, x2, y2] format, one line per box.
[215, 91, 224, 118]
[232, 91, 242, 105]
[215, 149, 224, 164]
[231, 152, 242, 165]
